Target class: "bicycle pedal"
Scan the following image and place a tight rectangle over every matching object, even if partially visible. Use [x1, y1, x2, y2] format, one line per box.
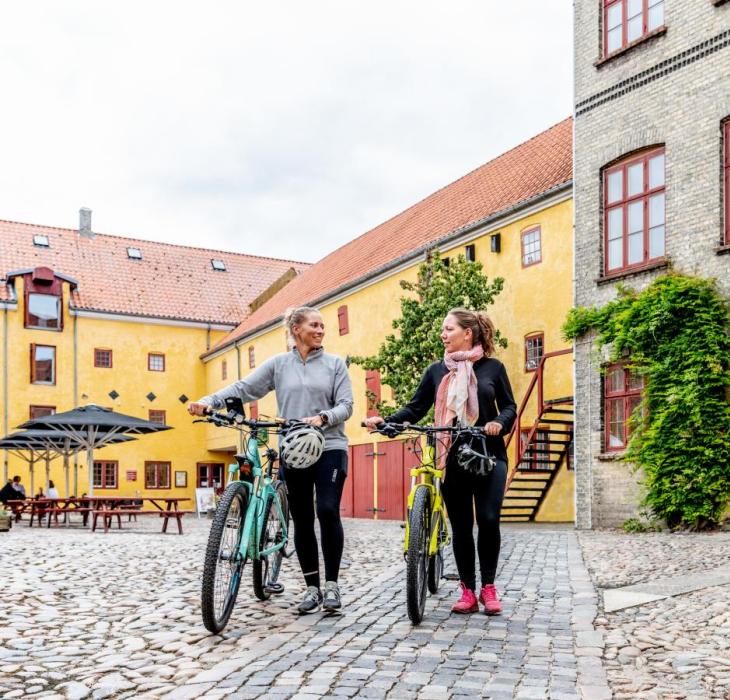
[265, 582, 285, 595]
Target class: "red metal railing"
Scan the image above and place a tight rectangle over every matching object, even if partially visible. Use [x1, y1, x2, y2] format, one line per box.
[504, 348, 573, 488]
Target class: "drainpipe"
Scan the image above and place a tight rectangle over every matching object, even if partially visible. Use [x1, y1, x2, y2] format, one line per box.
[73, 304, 79, 494]
[235, 342, 243, 453]
[3, 305, 8, 483]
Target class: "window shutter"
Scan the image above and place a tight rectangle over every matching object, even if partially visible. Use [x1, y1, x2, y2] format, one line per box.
[338, 305, 349, 335]
[365, 370, 381, 418]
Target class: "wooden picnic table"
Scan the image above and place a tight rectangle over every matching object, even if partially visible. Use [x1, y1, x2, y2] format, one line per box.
[6, 497, 191, 534]
[89, 496, 191, 534]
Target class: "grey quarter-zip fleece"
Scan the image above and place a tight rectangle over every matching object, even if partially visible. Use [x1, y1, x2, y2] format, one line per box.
[198, 347, 353, 453]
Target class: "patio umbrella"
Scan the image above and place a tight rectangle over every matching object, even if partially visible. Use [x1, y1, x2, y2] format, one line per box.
[0, 429, 136, 498]
[0, 439, 54, 498]
[17, 404, 171, 498]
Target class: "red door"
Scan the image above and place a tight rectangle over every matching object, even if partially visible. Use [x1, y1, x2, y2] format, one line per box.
[377, 440, 405, 520]
[340, 447, 354, 517]
[351, 443, 375, 519]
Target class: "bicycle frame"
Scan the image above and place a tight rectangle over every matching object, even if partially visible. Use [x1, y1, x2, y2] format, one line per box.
[403, 433, 449, 559]
[227, 429, 288, 563]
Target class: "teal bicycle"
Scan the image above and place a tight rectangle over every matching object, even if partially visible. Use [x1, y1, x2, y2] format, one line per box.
[197, 398, 292, 633]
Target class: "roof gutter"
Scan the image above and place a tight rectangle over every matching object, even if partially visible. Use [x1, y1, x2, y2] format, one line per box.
[201, 179, 572, 360]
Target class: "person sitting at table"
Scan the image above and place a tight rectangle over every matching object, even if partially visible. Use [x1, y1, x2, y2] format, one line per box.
[11, 475, 26, 498]
[47, 481, 60, 499]
[0, 479, 18, 504]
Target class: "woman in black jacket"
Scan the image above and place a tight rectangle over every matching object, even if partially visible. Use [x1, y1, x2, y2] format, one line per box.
[365, 307, 516, 615]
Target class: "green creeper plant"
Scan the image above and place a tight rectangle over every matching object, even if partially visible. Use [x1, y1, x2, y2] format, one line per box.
[353, 252, 506, 419]
[563, 273, 730, 530]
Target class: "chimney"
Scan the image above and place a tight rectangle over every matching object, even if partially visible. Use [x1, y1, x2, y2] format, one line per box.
[78, 207, 94, 238]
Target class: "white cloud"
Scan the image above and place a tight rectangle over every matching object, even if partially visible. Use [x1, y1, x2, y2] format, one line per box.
[0, 1, 573, 262]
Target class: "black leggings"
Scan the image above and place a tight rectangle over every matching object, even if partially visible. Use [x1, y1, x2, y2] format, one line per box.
[441, 458, 507, 591]
[282, 449, 347, 589]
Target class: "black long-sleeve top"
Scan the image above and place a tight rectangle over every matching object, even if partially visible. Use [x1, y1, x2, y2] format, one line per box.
[386, 357, 517, 463]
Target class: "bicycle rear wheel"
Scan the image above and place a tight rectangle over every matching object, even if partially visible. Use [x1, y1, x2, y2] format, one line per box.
[201, 481, 248, 633]
[427, 510, 445, 594]
[252, 481, 289, 600]
[406, 486, 430, 624]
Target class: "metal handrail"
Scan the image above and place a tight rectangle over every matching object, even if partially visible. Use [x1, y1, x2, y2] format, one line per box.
[505, 348, 573, 486]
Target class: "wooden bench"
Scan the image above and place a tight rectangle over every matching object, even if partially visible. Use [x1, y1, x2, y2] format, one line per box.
[91, 509, 187, 534]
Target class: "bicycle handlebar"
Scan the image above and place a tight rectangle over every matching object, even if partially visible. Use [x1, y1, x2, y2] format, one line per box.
[196, 407, 287, 430]
[361, 421, 486, 438]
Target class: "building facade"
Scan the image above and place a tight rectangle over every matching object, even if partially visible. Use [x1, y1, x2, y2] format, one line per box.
[573, 1, 730, 527]
[0, 217, 308, 502]
[202, 120, 577, 523]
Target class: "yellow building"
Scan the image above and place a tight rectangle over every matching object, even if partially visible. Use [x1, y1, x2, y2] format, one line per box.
[0, 216, 308, 502]
[201, 118, 575, 522]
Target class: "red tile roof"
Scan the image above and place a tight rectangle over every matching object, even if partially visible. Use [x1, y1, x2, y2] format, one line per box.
[209, 117, 573, 353]
[0, 220, 309, 325]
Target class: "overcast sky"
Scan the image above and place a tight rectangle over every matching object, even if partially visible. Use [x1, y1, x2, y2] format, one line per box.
[0, 2, 573, 263]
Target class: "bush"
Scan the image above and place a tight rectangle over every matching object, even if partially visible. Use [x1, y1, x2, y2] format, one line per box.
[564, 273, 730, 530]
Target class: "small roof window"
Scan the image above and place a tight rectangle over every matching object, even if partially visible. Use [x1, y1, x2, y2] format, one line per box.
[211, 259, 226, 271]
[33, 234, 50, 247]
[127, 247, 142, 260]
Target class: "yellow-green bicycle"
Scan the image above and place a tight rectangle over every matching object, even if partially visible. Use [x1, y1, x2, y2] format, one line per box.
[365, 421, 488, 624]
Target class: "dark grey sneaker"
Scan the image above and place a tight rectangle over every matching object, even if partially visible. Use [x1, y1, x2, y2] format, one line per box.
[297, 586, 322, 615]
[322, 581, 341, 612]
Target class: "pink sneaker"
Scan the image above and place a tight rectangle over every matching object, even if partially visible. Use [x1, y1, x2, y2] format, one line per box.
[451, 582, 478, 614]
[479, 584, 502, 615]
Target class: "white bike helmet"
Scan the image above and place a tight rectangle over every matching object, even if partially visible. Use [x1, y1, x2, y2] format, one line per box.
[280, 422, 325, 469]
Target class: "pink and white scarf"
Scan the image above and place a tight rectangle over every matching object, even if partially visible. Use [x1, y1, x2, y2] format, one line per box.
[434, 345, 484, 466]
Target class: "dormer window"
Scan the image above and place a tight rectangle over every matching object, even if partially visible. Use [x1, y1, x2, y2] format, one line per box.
[27, 293, 61, 329]
[33, 234, 50, 247]
[127, 247, 142, 260]
[211, 259, 226, 271]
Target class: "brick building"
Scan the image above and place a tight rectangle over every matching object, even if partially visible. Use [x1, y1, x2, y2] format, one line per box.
[573, 1, 730, 527]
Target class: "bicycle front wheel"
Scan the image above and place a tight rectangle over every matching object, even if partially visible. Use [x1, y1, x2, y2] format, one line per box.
[201, 481, 248, 633]
[427, 510, 445, 594]
[252, 481, 289, 600]
[406, 486, 430, 624]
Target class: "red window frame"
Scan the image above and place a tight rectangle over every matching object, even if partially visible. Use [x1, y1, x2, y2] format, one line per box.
[338, 305, 349, 336]
[148, 409, 167, 425]
[604, 148, 665, 275]
[724, 120, 730, 245]
[94, 348, 113, 368]
[30, 405, 55, 419]
[365, 370, 381, 418]
[93, 460, 118, 489]
[604, 364, 644, 451]
[25, 291, 62, 330]
[221, 359, 228, 381]
[248, 346, 255, 369]
[603, 0, 665, 58]
[197, 463, 225, 494]
[30, 344, 56, 384]
[521, 226, 542, 267]
[148, 352, 165, 372]
[524, 333, 545, 372]
[145, 461, 171, 489]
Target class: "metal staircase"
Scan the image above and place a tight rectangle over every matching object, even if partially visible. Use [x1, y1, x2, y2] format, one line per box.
[502, 349, 574, 522]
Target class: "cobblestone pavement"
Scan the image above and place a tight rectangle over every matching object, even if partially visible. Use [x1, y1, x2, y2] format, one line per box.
[0, 518, 606, 699]
[579, 530, 730, 700]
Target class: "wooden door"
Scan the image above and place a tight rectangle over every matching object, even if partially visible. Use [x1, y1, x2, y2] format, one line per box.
[340, 447, 354, 517]
[376, 440, 405, 520]
[351, 443, 375, 519]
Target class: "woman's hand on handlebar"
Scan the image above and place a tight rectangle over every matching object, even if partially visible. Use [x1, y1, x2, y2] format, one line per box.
[483, 421, 502, 436]
[187, 402, 210, 417]
[362, 416, 385, 431]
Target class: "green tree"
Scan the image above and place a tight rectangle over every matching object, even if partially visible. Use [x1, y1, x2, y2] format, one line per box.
[563, 273, 730, 530]
[352, 252, 506, 418]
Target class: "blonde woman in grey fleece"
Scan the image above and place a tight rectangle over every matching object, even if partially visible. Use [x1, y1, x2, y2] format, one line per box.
[188, 306, 353, 614]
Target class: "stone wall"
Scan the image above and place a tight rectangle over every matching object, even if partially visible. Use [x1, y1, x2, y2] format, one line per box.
[573, 1, 730, 527]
